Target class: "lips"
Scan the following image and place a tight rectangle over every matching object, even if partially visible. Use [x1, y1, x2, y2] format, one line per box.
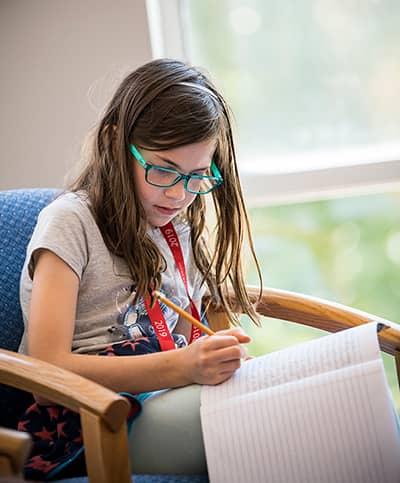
[154, 205, 181, 215]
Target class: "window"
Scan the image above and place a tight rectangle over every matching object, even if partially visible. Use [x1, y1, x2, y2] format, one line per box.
[146, 0, 400, 409]
[245, 190, 400, 410]
[147, 0, 400, 202]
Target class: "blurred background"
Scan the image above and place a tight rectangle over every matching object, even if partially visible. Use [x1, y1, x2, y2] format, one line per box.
[1, 0, 400, 408]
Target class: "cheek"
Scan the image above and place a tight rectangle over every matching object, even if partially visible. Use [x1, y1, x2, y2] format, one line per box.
[139, 183, 160, 205]
[133, 165, 154, 202]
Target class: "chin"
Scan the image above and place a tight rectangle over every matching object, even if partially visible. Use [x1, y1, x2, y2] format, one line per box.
[148, 214, 175, 228]
[147, 206, 184, 228]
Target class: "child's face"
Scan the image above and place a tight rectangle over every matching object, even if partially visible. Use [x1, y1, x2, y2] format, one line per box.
[132, 138, 216, 227]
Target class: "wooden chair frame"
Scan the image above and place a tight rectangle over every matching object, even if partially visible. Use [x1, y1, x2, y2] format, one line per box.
[205, 286, 400, 386]
[0, 351, 132, 482]
[1, 285, 399, 482]
[0, 427, 31, 477]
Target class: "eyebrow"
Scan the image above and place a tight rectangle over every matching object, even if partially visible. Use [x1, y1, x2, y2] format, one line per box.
[155, 154, 209, 172]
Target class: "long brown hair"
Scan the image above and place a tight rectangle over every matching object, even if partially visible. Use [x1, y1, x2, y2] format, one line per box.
[69, 58, 262, 324]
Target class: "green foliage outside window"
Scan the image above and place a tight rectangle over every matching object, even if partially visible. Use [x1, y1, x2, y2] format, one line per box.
[241, 191, 400, 410]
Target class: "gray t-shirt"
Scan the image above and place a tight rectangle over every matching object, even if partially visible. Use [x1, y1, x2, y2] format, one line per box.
[19, 192, 205, 354]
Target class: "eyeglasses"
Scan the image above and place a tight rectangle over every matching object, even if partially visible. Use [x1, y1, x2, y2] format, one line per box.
[129, 144, 223, 195]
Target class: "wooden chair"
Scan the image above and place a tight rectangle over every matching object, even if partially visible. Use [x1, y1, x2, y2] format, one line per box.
[205, 286, 400, 388]
[0, 427, 31, 478]
[0, 350, 132, 482]
[1, 189, 399, 482]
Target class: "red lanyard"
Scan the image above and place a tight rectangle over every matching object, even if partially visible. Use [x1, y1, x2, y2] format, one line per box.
[144, 294, 176, 351]
[144, 222, 202, 351]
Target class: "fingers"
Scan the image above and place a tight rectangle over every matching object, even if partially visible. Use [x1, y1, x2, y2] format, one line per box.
[209, 360, 243, 385]
[198, 328, 250, 362]
[209, 343, 244, 363]
[184, 326, 252, 386]
[199, 362, 242, 386]
[203, 334, 243, 350]
[204, 330, 251, 349]
[219, 358, 242, 372]
[216, 327, 252, 344]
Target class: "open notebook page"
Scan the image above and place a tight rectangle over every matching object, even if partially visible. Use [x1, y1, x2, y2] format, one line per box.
[201, 323, 400, 483]
[202, 322, 380, 408]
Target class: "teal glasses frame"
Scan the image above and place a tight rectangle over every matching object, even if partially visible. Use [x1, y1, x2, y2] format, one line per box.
[129, 144, 223, 195]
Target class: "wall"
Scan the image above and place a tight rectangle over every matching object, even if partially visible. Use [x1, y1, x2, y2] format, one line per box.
[0, 0, 152, 189]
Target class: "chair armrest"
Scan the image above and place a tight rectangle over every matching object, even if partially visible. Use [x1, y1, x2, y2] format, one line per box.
[0, 349, 132, 483]
[249, 286, 400, 355]
[204, 286, 400, 356]
[0, 349, 129, 430]
[0, 427, 31, 476]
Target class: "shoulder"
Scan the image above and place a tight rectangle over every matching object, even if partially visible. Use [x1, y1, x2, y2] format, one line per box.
[31, 190, 99, 249]
[25, 192, 95, 281]
[38, 191, 94, 227]
[40, 191, 90, 217]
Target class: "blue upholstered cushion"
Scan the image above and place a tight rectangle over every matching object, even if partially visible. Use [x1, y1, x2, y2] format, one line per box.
[0, 188, 59, 351]
[58, 476, 209, 483]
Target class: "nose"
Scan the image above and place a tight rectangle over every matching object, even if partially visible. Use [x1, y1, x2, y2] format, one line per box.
[164, 180, 186, 202]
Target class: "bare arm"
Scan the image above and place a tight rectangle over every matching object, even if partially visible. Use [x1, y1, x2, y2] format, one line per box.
[28, 250, 250, 394]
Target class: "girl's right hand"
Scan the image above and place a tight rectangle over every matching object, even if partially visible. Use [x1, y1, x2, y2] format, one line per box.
[180, 327, 252, 386]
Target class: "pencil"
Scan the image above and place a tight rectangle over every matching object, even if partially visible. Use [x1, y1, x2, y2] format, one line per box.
[153, 290, 215, 336]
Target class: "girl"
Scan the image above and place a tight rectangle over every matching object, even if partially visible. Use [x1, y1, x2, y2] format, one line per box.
[18, 58, 262, 479]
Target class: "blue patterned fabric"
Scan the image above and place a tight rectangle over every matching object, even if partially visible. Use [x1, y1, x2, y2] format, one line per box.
[58, 476, 209, 483]
[0, 188, 59, 351]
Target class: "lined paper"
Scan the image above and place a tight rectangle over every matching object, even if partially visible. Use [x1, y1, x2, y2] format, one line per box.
[201, 322, 400, 483]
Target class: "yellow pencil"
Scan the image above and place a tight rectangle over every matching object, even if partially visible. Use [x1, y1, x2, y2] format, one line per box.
[153, 290, 215, 336]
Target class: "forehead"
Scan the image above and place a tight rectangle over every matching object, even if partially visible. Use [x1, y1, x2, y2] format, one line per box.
[150, 139, 216, 170]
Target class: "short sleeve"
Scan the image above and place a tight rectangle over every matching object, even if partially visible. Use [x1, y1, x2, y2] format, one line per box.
[26, 194, 90, 281]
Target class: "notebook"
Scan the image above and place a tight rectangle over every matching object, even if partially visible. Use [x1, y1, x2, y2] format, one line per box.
[200, 322, 400, 483]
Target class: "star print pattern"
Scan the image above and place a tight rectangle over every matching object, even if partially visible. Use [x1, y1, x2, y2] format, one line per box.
[100, 334, 161, 356]
[46, 406, 60, 421]
[16, 338, 150, 480]
[34, 426, 55, 441]
[24, 455, 59, 472]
